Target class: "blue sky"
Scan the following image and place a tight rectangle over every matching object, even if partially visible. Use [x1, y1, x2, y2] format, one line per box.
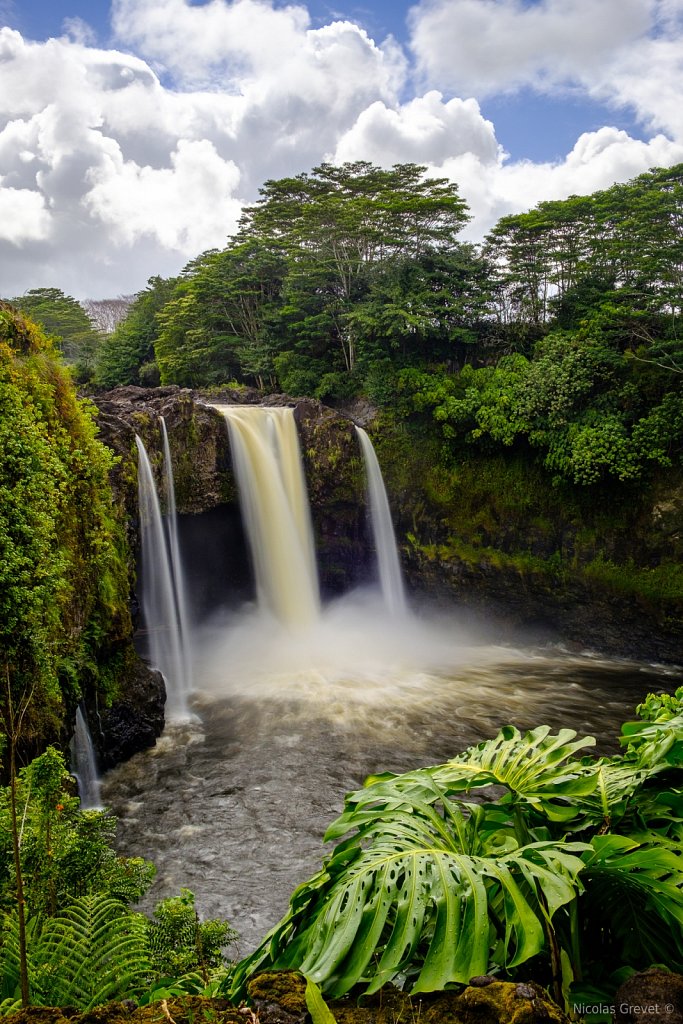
[1, 0, 681, 297]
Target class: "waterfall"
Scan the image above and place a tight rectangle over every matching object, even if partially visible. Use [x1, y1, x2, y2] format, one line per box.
[160, 418, 193, 695]
[70, 707, 102, 810]
[212, 405, 320, 626]
[136, 435, 192, 719]
[356, 426, 407, 616]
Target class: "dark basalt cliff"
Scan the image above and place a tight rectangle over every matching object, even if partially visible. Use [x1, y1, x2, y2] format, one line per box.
[92, 383, 682, 739]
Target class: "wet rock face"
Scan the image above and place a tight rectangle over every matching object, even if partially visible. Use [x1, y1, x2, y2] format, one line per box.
[403, 544, 683, 664]
[93, 385, 234, 516]
[97, 657, 166, 771]
[295, 398, 369, 593]
[614, 970, 683, 1024]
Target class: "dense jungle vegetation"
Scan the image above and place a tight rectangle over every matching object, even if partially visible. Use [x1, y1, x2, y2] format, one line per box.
[87, 160, 683, 492]
[0, 304, 131, 752]
[8, 161, 681, 491]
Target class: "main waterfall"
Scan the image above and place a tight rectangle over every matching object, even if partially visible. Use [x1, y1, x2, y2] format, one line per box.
[212, 406, 320, 626]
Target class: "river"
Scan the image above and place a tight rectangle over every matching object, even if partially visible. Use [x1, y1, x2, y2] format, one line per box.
[102, 591, 678, 956]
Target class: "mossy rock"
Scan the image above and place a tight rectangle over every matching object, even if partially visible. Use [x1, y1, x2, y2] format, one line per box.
[244, 972, 571, 1024]
[247, 970, 308, 1016]
[5, 999, 243, 1024]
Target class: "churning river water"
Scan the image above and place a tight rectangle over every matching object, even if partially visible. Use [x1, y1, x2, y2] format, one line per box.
[101, 591, 680, 956]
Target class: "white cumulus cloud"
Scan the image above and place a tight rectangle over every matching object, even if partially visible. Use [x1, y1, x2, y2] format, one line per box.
[0, 185, 51, 243]
[408, 0, 657, 96]
[333, 91, 500, 166]
[84, 138, 243, 252]
[0, 0, 682, 298]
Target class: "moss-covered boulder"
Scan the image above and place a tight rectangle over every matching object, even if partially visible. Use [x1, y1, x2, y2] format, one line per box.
[245, 971, 571, 1024]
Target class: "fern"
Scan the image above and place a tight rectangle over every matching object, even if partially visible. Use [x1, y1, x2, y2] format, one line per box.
[1, 895, 151, 1011]
[34, 895, 150, 1009]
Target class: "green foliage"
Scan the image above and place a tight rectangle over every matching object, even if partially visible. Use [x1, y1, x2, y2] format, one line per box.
[0, 749, 236, 1011]
[0, 747, 156, 919]
[0, 894, 150, 1010]
[147, 889, 236, 981]
[4, 289, 102, 382]
[95, 276, 177, 388]
[305, 977, 338, 1024]
[398, 328, 683, 484]
[229, 691, 683, 1003]
[0, 304, 131, 745]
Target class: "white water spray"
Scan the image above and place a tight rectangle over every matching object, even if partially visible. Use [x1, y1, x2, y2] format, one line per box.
[136, 435, 192, 719]
[356, 426, 407, 616]
[70, 707, 102, 810]
[212, 405, 320, 626]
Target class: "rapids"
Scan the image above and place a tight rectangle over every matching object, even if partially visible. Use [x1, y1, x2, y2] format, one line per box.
[103, 593, 677, 953]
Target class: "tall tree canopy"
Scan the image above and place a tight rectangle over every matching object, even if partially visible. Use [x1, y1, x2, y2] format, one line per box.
[151, 162, 473, 391]
[5, 289, 102, 382]
[239, 161, 471, 372]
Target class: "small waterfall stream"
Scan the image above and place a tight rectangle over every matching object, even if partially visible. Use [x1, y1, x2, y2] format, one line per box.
[356, 426, 407, 616]
[212, 405, 320, 626]
[160, 418, 193, 694]
[70, 707, 102, 810]
[136, 434, 192, 719]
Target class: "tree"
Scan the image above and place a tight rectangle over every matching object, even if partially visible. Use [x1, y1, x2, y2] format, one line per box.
[6, 289, 102, 382]
[240, 161, 471, 373]
[346, 245, 492, 376]
[155, 244, 285, 388]
[94, 277, 177, 388]
[81, 297, 134, 337]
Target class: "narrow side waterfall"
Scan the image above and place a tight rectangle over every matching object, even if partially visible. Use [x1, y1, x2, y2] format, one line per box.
[356, 426, 407, 616]
[70, 707, 102, 810]
[160, 418, 193, 694]
[212, 405, 320, 626]
[136, 435, 191, 719]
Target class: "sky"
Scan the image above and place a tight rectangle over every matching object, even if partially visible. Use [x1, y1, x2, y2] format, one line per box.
[1, 0, 682, 299]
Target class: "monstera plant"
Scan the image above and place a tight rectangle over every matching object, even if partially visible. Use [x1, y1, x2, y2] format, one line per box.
[229, 689, 683, 1002]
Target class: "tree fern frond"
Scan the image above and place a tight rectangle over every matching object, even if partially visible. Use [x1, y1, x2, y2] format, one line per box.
[31, 895, 150, 1009]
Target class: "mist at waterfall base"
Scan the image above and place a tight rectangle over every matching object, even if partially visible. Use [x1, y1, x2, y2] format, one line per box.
[110, 410, 679, 952]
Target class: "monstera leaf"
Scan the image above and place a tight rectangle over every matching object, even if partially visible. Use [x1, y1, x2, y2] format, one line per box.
[230, 775, 587, 999]
[229, 710, 683, 1002]
[580, 832, 683, 970]
[331, 725, 671, 838]
[329, 726, 599, 842]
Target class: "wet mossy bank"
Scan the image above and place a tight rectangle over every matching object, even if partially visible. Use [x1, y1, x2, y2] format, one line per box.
[0, 305, 163, 770]
[1, 972, 573, 1024]
[9, 970, 683, 1024]
[366, 415, 683, 664]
